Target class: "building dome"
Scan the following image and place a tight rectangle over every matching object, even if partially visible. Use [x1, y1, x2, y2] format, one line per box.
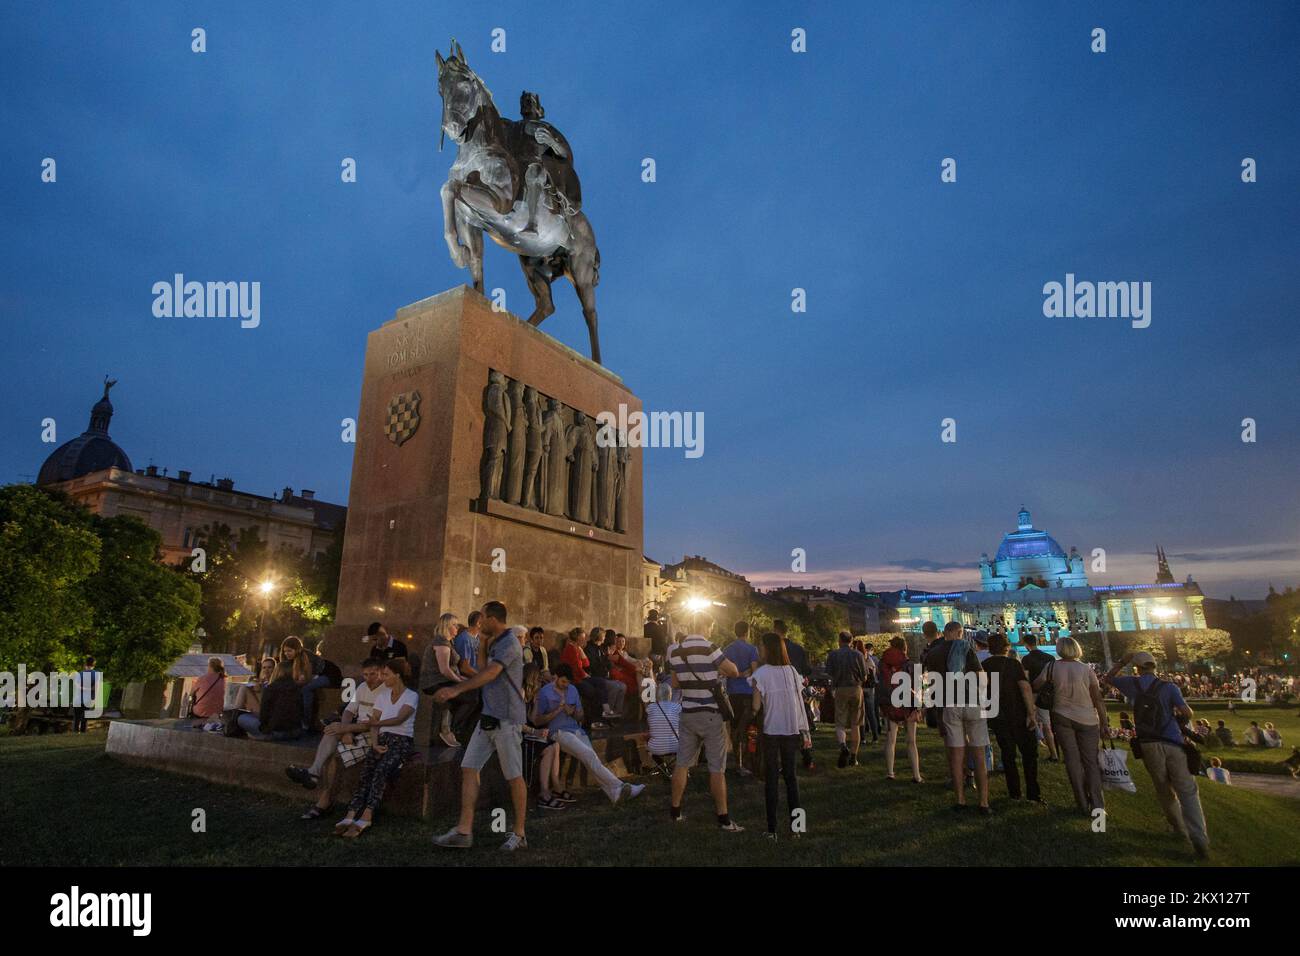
[981, 507, 1087, 591]
[37, 379, 132, 485]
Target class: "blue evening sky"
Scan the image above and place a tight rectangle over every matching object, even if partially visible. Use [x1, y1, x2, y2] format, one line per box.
[2, 1, 1298, 597]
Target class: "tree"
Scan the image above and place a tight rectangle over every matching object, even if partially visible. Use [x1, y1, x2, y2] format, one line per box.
[184, 523, 339, 657]
[0, 485, 99, 672]
[80, 514, 200, 684]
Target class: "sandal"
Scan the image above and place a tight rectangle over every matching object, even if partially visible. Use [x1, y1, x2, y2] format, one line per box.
[555, 791, 577, 804]
[300, 806, 326, 820]
[341, 820, 371, 839]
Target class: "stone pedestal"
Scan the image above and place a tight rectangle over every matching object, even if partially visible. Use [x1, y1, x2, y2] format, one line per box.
[322, 286, 644, 670]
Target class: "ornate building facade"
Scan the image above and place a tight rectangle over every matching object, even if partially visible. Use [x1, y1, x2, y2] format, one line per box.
[891, 507, 1209, 652]
[37, 382, 344, 565]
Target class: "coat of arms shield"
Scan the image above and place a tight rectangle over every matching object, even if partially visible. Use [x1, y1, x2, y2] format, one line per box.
[383, 390, 422, 446]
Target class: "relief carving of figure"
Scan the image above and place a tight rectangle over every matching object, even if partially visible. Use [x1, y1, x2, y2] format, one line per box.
[566, 410, 598, 524]
[521, 385, 545, 509]
[539, 397, 569, 516]
[614, 440, 629, 533]
[595, 436, 617, 531]
[479, 370, 511, 502]
[503, 378, 527, 505]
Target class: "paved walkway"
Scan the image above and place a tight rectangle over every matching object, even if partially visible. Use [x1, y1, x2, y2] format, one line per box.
[1227, 772, 1300, 799]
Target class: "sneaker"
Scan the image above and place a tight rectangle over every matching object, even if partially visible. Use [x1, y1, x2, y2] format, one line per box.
[762, 831, 777, 841]
[500, 832, 528, 852]
[621, 783, 646, 801]
[432, 828, 473, 849]
[285, 766, 318, 790]
[837, 746, 849, 768]
[737, 767, 753, 778]
[718, 820, 745, 833]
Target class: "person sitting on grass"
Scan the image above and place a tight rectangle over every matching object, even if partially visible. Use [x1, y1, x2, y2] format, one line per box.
[1205, 756, 1232, 785]
[1214, 720, 1235, 747]
[286, 657, 385, 818]
[1244, 721, 1264, 747]
[334, 658, 419, 838]
[236, 661, 303, 741]
[1283, 746, 1300, 780]
[1263, 722, 1282, 748]
[530, 663, 645, 809]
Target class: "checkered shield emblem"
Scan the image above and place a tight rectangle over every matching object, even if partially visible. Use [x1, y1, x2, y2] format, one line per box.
[383, 390, 422, 446]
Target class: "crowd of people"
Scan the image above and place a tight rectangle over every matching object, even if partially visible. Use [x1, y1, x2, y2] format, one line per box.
[165, 602, 1300, 859]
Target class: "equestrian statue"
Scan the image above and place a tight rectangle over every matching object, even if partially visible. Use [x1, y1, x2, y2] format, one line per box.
[436, 41, 604, 364]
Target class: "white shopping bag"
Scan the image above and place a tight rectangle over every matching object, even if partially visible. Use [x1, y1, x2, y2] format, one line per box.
[1099, 743, 1137, 793]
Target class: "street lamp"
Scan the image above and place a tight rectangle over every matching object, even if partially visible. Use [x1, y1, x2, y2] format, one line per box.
[254, 576, 280, 658]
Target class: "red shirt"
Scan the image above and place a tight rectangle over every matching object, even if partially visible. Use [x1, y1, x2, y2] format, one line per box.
[561, 642, 589, 681]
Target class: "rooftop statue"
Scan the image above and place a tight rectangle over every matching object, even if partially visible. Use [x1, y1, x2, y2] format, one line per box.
[436, 41, 604, 364]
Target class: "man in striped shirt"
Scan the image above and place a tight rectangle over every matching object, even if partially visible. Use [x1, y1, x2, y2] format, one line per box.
[667, 620, 744, 831]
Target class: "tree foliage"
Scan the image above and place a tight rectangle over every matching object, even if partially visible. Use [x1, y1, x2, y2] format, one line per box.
[0, 485, 200, 683]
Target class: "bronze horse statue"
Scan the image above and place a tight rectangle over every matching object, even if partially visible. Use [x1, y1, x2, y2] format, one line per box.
[436, 42, 603, 364]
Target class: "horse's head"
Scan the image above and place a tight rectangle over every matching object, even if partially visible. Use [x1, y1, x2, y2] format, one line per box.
[436, 40, 493, 147]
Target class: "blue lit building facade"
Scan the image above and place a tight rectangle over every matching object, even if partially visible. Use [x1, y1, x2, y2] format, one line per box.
[891, 508, 1208, 654]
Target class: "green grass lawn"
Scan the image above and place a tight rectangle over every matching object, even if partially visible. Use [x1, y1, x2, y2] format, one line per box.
[3, 717, 1298, 868]
[1108, 701, 1300, 775]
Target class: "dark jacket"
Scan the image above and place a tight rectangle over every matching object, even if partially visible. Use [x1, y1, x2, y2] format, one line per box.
[259, 677, 303, 734]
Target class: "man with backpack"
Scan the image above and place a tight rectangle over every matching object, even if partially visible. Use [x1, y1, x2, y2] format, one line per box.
[1103, 651, 1210, 859]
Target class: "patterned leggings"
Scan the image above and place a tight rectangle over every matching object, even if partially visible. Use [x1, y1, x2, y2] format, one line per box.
[348, 732, 413, 813]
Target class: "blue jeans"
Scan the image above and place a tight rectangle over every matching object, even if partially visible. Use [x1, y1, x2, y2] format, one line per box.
[862, 687, 880, 739]
[300, 675, 331, 728]
[236, 711, 301, 741]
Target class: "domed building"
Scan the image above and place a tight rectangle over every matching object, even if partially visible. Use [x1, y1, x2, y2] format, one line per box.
[892, 505, 1210, 658]
[979, 506, 1088, 591]
[35, 379, 345, 572]
[37, 378, 133, 485]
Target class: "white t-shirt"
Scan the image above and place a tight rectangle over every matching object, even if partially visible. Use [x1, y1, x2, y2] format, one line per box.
[344, 679, 382, 724]
[369, 686, 419, 737]
[750, 664, 809, 737]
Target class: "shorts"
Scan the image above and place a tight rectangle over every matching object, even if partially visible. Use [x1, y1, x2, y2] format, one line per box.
[677, 709, 727, 773]
[461, 721, 524, 780]
[941, 706, 990, 748]
[834, 687, 863, 731]
[1036, 707, 1051, 727]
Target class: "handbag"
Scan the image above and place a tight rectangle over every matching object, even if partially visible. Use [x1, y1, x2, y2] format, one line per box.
[1035, 660, 1056, 711]
[675, 640, 734, 722]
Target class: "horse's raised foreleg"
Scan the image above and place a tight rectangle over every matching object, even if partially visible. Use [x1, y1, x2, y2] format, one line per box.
[519, 256, 555, 327]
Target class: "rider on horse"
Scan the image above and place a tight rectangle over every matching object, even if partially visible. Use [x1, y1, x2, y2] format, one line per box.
[512, 91, 581, 235]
